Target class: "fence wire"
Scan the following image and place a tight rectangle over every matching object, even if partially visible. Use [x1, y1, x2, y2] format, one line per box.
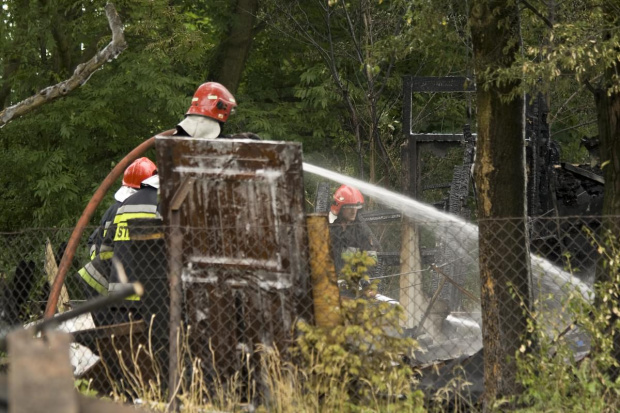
[0, 215, 607, 402]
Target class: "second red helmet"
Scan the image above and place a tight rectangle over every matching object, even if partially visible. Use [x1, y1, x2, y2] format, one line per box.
[122, 157, 157, 189]
[330, 185, 364, 216]
[186, 82, 237, 123]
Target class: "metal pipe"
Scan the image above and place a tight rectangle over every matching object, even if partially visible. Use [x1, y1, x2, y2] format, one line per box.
[430, 264, 480, 303]
[1, 282, 143, 352]
[44, 129, 175, 319]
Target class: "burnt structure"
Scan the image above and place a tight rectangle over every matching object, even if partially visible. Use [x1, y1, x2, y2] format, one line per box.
[399, 77, 603, 404]
[313, 77, 604, 312]
[402, 77, 604, 282]
[524, 95, 603, 279]
[401, 76, 477, 308]
[156, 136, 314, 399]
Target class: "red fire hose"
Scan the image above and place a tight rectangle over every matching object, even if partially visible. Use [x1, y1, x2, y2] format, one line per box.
[44, 129, 175, 319]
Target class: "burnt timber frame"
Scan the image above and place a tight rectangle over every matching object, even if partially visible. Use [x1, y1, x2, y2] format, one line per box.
[401, 76, 476, 199]
[401, 76, 477, 313]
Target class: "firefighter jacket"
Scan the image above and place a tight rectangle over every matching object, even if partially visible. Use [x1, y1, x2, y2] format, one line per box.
[86, 185, 137, 257]
[108, 182, 160, 299]
[329, 217, 380, 273]
[87, 201, 121, 258]
[76, 201, 121, 298]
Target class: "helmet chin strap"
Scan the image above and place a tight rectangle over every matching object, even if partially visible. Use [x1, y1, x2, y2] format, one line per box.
[178, 115, 221, 139]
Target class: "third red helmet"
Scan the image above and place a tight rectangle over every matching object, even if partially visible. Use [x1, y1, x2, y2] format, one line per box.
[186, 82, 237, 123]
[330, 185, 364, 216]
[122, 157, 157, 189]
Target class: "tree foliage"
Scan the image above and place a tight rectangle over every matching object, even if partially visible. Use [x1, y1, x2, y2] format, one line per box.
[0, 0, 213, 230]
[0, 0, 616, 231]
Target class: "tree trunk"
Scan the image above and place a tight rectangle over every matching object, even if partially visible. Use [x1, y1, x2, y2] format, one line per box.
[594, 82, 620, 229]
[595, 6, 620, 223]
[592, 38, 620, 379]
[38, 0, 73, 75]
[470, 1, 531, 408]
[209, 0, 260, 94]
[590, 3, 620, 378]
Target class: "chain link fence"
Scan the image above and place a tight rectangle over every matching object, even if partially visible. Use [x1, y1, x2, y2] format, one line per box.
[0, 215, 604, 403]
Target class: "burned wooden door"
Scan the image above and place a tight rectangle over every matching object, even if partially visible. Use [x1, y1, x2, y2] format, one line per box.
[156, 136, 313, 380]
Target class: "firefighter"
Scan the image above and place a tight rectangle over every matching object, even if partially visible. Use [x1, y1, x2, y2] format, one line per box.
[175, 82, 237, 139]
[98, 171, 161, 324]
[329, 184, 380, 275]
[76, 157, 157, 304]
[175, 81, 260, 140]
[328, 185, 399, 306]
[86, 157, 158, 258]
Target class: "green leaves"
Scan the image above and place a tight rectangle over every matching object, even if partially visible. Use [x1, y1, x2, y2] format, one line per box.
[294, 251, 419, 408]
[516, 230, 620, 411]
[0, 0, 207, 230]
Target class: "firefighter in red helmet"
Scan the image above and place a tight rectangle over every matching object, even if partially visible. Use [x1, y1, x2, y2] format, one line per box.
[328, 184, 399, 305]
[175, 82, 237, 139]
[76, 157, 157, 320]
[86, 157, 157, 261]
[329, 184, 380, 274]
[175, 82, 260, 140]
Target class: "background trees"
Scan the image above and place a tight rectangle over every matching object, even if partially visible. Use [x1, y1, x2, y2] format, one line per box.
[0, 0, 206, 229]
[2, 0, 620, 407]
[1, 0, 608, 226]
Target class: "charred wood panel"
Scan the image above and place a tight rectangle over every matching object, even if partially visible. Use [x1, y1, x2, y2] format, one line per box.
[156, 137, 313, 383]
[314, 181, 332, 213]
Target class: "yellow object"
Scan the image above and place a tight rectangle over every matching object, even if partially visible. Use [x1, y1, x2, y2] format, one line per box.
[306, 214, 341, 328]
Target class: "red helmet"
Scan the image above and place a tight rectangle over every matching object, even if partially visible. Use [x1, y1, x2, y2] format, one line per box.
[186, 82, 237, 123]
[122, 157, 157, 189]
[330, 185, 364, 216]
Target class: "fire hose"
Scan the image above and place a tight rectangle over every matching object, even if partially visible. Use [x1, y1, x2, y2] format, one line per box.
[44, 129, 175, 319]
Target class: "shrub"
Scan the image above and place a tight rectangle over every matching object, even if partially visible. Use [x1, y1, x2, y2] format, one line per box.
[515, 229, 620, 412]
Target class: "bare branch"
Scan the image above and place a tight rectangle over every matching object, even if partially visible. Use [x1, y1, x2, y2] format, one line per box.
[0, 3, 127, 127]
[339, 0, 364, 65]
[550, 119, 597, 137]
[583, 78, 597, 94]
[548, 83, 587, 126]
[520, 0, 554, 29]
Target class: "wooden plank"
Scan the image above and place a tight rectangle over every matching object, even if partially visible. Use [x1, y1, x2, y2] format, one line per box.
[399, 221, 427, 329]
[307, 215, 341, 328]
[410, 133, 467, 142]
[71, 320, 145, 350]
[45, 239, 70, 313]
[563, 163, 605, 184]
[9, 330, 78, 413]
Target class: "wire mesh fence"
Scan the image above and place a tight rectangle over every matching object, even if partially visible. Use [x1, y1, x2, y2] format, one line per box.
[0, 215, 606, 403]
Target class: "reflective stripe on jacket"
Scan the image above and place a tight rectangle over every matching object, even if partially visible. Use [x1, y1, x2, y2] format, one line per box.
[88, 201, 122, 259]
[77, 256, 110, 296]
[113, 202, 159, 242]
[77, 201, 123, 297]
[109, 186, 159, 299]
